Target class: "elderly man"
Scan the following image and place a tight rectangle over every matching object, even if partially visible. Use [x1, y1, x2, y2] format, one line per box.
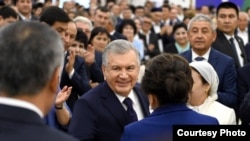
[181, 14, 238, 113]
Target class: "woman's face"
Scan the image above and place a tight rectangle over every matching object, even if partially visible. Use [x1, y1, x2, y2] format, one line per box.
[122, 25, 134, 39]
[188, 69, 209, 105]
[91, 33, 110, 52]
[174, 27, 188, 45]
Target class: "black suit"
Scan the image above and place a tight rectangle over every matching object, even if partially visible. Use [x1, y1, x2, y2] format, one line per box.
[164, 43, 178, 54]
[0, 104, 78, 141]
[212, 29, 247, 69]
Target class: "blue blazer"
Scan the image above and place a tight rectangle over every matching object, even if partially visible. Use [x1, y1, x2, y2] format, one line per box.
[60, 52, 91, 111]
[0, 104, 78, 141]
[121, 104, 219, 141]
[237, 63, 250, 124]
[181, 48, 238, 110]
[68, 82, 150, 141]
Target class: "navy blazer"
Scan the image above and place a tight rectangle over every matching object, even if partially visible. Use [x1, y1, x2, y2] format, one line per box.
[110, 31, 127, 41]
[237, 63, 250, 124]
[121, 104, 219, 141]
[181, 48, 238, 110]
[68, 82, 150, 141]
[0, 104, 78, 141]
[212, 29, 247, 69]
[60, 52, 91, 111]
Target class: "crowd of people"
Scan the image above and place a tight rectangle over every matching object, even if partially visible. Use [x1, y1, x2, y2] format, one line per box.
[0, 0, 250, 141]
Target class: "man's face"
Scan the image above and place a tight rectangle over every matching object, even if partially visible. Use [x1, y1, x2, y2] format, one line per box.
[102, 50, 140, 97]
[238, 12, 248, 31]
[93, 9, 109, 27]
[16, 0, 32, 15]
[0, 16, 17, 27]
[51, 21, 69, 49]
[75, 22, 91, 39]
[216, 8, 238, 35]
[64, 22, 77, 50]
[188, 21, 216, 54]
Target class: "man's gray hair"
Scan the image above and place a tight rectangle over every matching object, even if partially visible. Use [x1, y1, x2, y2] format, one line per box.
[187, 14, 216, 31]
[102, 39, 141, 66]
[0, 21, 64, 96]
[73, 16, 93, 30]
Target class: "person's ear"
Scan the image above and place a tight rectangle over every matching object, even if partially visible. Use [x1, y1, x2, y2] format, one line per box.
[49, 66, 61, 94]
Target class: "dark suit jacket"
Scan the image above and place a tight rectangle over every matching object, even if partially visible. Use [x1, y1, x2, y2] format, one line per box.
[181, 48, 238, 110]
[212, 29, 247, 69]
[121, 104, 219, 141]
[0, 104, 78, 141]
[110, 31, 127, 41]
[68, 82, 150, 141]
[237, 63, 250, 124]
[138, 32, 160, 59]
[85, 50, 104, 83]
[60, 52, 91, 111]
[164, 43, 178, 54]
[243, 43, 250, 63]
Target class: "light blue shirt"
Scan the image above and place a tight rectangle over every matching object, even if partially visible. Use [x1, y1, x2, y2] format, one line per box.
[175, 42, 190, 54]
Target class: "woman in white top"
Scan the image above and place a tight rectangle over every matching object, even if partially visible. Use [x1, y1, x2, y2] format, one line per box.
[188, 61, 236, 125]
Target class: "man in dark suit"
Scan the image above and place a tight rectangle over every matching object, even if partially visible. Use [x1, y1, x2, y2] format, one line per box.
[0, 21, 78, 141]
[68, 40, 150, 141]
[212, 2, 247, 69]
[0, 6, 18, 27]
[40, 6, 92, 112]
[13, 0, 38, 21]
[181, 14, 238, 111]
[237, 63, 250, 124]
[106, 14, 127, 41]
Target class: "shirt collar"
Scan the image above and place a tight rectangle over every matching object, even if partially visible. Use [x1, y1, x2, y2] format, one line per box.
[115, 90, 136, 104]
[192, 48, 211, 61]
[0, 97, 43, 118]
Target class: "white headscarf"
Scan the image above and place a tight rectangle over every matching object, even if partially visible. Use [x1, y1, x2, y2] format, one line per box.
[189, 61, 219, 101]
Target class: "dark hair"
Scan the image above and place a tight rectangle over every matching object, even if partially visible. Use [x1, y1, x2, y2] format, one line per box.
[40, 6, 70, 26]
[94, 6, 109, 15]
[141, 53, 193, 105]
[32, 2, 44, 10]
[172, 22, 187, 34]
[88, 26, 111, 44]
[0, 21, 63, 96]
[216, 2, 239, 17]
[0, 6, 17, 19]
[75, 28, 88, 49]
[117, 19, 137, 35]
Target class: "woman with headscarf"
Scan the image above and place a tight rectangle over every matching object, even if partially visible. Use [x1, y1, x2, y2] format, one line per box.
[188, 61, 236, 124]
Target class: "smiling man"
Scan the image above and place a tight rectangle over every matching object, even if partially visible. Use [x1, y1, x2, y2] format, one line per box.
[68, 39, 150, 141]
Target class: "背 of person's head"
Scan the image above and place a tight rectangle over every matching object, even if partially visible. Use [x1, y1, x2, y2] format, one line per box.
[187, 14, 217, 56]
[141, 53, 193, 110]
[39, 6, 71, 50]
[101, 39, 141, 97]
[0, 21, 64, 116]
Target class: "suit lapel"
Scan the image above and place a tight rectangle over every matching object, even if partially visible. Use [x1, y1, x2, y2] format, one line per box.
[208, 48, 218, 67]
[133, 84, 150, 117]
[100, 82, 130, 127]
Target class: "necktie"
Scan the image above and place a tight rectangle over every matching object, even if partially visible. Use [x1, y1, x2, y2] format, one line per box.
[123, 97, 138, 123]
[229, 37, 240, 65]
[169, 20, 173, 26]
[195, 56, 205, 61]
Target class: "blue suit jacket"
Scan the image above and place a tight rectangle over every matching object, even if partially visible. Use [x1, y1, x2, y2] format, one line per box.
[121, 104, 219, 141]
[181, 48, 238, 109]
[68, 82, 150, 141]
[0, 104, 78, 141]
[237, 63, 250, 124]
[60, 52, 91, 111]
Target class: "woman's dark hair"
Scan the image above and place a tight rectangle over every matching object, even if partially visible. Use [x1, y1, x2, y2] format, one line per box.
[141, 53, 193, 105]
[88, 27, 111, 45]
[75, 28, 88, 49]
[172, 22, 187, 35]
[116, 19, 137, 35]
